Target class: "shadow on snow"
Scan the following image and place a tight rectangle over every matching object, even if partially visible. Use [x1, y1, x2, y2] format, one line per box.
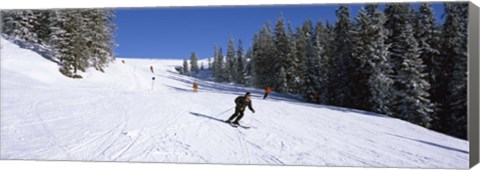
[387, 133, 468, 154]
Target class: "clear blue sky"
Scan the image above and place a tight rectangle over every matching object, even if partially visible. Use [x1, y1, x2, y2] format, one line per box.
[113, 3, 444, 59]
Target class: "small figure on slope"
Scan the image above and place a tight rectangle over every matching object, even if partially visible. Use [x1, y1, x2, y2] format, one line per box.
[150, 65, 154, 73]
[263, 86, 271, 99]
[193, 81, 199, 93]
[226, 92, 255, 126]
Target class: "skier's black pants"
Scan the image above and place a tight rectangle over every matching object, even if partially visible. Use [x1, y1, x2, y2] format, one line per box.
[227, 107, 244, 123]
[263, 93, 269, 99]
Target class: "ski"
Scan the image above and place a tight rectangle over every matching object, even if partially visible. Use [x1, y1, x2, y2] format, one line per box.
[225, 120, 251, 129]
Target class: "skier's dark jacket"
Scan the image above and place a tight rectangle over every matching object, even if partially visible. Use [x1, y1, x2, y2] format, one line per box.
[235, 96, 254, 112]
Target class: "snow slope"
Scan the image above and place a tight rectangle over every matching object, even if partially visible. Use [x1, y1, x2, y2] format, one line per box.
[0, 37, 469, 168]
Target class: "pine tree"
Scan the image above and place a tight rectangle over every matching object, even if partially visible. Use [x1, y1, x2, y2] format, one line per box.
[349, 10, 371, 110]
[277, 67, 288, 93]
[352, 5, 394, 116]
[50, 9, 90, 77]
[251, 33, 261, 87]
[49, 10, 74, 76]
[208, 57, 212, 70]
[85, 9, 116, 72]
[284, 22, 300, 94]
[331, 5, 354, 107]
[292, 20, 315, 96]
[245, 47, 254, 85]
[183, 59, 189, 73]
[315, 21, 332, 104]
[33, 10, 53, 45]
[415, 3, 442, 127]
[294, 26, 308, 95]
[190, 52, 199, 73]
[225, 37, 236, 82]
[212, 45, 226, 81]
[2, 9, 115, 77]
[303, 20, 327, 102]
[252, 22, 276, 88]
[440, 3, 468, 139]
[2, 10, 40, 43]
[393, 23, 433, 127]
[324, 20, 336, 104]
[384, 3, 414, 76]
[235, 39, 246, 84]
[217, 47, 226, 82]
[212, 45, 218, 78]
[273, 14, 290, 92]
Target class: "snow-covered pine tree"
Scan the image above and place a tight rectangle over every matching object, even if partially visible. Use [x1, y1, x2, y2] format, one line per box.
[415, 3, 442, 127]
[49, 9, 90, 77]
[85, 9, 116, 72]
[303, 20, 325, 102]
[208, 57, 212, 70]
[292, 20, 314, 96]
[325, 20, 336, 104]
[441, 3, 468, 139]
[71, 10, 93, 74]
[384, 4, 417, 117]
[212, 45, 218, 79]
[294, 26, 308, 95]
[183, 59, 189, 73]
[32, 10, 53, 46]
[250, 33, 261, 87]
[331, 5, 354, 107]
[2, 10, 40, 43]
[190, 52, 199, 73]
[284, 22, 299, 94]
[303, 20, 316, 94]
[235, 39, 246, 84]
[252, 22, 276, 88]
[225, 37, 236, 82]
[393, 23, 433, 128]
[384, 4, 413, 77]
[352, 5, 395, 116]
[277, 66, 288, 93]
[217, 47, 226, 82]
[245, 47, 254, 86]
[3, 9, 115, 77]
[273, 14, 290, 92]
[314, 21, 332, 105]
[49, 10, 72, 76]
[349, 9, 372, 111]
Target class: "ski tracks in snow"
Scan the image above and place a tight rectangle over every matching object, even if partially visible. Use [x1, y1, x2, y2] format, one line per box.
[0, 50, 469, 168]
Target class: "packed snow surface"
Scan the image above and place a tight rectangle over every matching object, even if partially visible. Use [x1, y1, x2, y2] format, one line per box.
[0, 37, 469, 168]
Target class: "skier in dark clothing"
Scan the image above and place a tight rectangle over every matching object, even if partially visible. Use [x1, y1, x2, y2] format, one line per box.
[226, 92, 255, 125]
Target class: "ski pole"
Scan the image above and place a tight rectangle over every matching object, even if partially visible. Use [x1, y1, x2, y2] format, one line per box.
[216, 107, 234, 116]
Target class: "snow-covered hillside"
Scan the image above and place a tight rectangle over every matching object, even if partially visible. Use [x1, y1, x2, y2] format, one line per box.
[0, 37, 469, 168]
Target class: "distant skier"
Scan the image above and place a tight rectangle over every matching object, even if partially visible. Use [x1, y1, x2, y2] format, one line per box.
[150, 66, 154, 73]
[193, 81, 199, 93]
[226, 92, 255, 126]
[263, 86, 271, 99]
[121, 60, 125, 64]
[151, 77, 156, 91]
